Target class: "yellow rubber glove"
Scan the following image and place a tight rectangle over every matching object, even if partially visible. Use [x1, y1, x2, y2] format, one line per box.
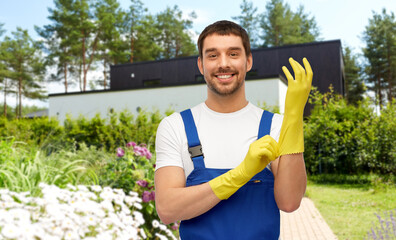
[209, 135, 279, 200]
[278, 57, 313, 155]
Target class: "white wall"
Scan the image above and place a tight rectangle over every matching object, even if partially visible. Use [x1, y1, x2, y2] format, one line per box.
[49, 78, 286, 123]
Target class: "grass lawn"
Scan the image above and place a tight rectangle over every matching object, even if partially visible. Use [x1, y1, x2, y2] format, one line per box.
[306, 176, 395, 240]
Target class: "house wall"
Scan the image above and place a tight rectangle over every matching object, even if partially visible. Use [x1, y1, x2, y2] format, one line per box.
[49, 78, 285, 124]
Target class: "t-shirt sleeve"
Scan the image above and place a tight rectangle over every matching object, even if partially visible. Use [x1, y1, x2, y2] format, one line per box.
[270, 113, 284, 142]
[155, 113, 184, 171]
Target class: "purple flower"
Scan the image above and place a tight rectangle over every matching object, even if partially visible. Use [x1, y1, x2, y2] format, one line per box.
[136, 180, 149, 188]
[142, 191, 155, 202]
[116, 148, 125, 157]
[126, 141, 137, 148]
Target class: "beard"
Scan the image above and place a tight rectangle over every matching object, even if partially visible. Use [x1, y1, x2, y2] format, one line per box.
[205, 69, 245, 96]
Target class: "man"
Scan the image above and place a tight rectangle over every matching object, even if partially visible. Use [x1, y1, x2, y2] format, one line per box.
[155, 20, 312, 239]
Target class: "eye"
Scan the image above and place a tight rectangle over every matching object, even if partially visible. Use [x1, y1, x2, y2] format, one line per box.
[208, 54, 217, 58]
[230, 52, 239, 57]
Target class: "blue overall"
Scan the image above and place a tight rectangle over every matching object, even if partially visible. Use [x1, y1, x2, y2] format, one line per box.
[179, 109, 280, 240]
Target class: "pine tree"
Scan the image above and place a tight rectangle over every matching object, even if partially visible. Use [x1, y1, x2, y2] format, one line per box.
[362, 9, 396, 106]
[259, 0, 320, 47]
[232, 0, 259, 48]
[343, 46, 366, 105]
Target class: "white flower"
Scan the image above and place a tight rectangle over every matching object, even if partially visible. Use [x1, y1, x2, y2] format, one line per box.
[152, 219, 160, 228]
[64, 230, 80, 240]
[8, 208, 31, 224]
[155, 233, 168, 240]
[133, 202, 142, 210]
[1, 223, 21, 239]
[90, 185, 102, 192]
[66, 184, 77, 191]
[83, 214, 98, 226]
[140, 228, 147, 239]
[128, 191, 139, 197]
[77, 185, 89, 192]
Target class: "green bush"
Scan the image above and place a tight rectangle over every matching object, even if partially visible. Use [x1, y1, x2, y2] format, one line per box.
[304, 88, 395, 176]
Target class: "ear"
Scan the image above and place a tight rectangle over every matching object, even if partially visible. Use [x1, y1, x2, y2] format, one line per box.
[246, 54, 253, 72]
[197, 57, 204, 75]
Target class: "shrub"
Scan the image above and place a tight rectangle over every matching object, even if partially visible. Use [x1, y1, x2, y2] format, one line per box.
[304, 88, 377, 174]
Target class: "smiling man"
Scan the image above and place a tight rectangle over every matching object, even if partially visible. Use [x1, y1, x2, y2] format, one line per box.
[154, 20, 312, 239]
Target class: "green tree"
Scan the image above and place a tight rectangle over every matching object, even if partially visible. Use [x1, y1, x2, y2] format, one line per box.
[0, 23, 13, 117]
[259, 0, 320, 47]
[232, 0, 259, 48]
[2, 28, 46, 118]
[36, 0, 81, 93]
[362, 9, 396, 106]
[93, 0, 127, 89]
[155, 6, 197, 59]
[132, 14, 162, 62]
[343, 46, 366, 105]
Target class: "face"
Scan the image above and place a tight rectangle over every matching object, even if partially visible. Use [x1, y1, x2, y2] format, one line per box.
[198, 34, 253, 97]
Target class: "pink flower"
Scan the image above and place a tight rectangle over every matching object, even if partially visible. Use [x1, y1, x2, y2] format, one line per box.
[142, 191, 155, 202]
[171, 222, 180, 231]
[126, 141, 137, 148]
[136, 180, 149, 188]
[116, 148, 125, 157]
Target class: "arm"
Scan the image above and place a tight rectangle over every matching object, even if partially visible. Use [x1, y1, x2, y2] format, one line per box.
[154, 166, 220, 225]
[271, 57, 312, 212]
[271, 153, 307, 212]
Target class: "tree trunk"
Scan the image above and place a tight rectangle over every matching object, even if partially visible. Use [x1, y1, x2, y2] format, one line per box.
[3, 78, 7, 117]
[64, 62, 68, 93]
[82, 30, 87, 92]
[103, 60, 107, 90]
[18, 77, 22, 118]
[130, 35, 134, 63]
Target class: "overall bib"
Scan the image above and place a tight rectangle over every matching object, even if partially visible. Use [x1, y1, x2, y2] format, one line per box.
[179, 109, 280, 240]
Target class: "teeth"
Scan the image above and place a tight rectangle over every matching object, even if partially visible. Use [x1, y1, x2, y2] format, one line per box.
[217, 75, 232, 79]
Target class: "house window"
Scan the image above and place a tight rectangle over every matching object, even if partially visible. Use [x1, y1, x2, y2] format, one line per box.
[143, 79, 161, 87]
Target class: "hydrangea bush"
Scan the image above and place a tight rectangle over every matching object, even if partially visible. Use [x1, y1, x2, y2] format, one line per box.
[0, 183, 176, 240]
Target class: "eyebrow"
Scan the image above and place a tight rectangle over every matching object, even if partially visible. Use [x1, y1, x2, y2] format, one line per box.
[204, 47, 243, 54]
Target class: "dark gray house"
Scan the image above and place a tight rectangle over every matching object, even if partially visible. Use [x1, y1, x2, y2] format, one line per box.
[49, 40, 344, 122]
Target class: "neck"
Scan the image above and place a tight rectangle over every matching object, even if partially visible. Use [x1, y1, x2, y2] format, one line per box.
[205, 86, 248, 113]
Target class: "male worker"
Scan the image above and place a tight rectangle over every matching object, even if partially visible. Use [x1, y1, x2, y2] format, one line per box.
[154, 20, 313, 239]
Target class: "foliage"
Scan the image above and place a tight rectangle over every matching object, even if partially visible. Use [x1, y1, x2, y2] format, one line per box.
[343, 46, 366, 105]
[0, 138, 97, 196]
[258, 0, 320, 47]
[362, 9, 396, 106]
[304, 88, 395, 175]
[1, 28, 46, 118]
[232, 0, 259, 48]
[0, 183, 176, 239]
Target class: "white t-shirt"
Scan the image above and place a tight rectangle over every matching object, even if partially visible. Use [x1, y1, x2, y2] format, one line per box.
[155, 102, 283, 179]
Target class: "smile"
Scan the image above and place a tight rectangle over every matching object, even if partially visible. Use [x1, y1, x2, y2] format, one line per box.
[216, 74, 235, 79]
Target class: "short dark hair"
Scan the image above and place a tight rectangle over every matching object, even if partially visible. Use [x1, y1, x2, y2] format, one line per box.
[197, 20, 251, 58]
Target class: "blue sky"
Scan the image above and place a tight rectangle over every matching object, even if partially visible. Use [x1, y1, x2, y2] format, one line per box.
[0, 0, 395, 105]
[1, 0, 395, 51]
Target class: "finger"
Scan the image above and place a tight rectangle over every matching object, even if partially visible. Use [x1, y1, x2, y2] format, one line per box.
[282, 66, 294, 85]
[289, 58, 303, 83]
[303, 57, 313, 86]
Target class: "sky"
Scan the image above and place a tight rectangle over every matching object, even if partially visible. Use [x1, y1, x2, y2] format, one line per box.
[0, 0, 395, 106]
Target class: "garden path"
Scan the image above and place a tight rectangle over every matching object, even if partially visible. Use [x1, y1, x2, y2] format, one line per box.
[280, 197, 338, 240]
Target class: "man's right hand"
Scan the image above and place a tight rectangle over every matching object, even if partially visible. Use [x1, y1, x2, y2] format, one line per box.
[209, 135, 279, 200]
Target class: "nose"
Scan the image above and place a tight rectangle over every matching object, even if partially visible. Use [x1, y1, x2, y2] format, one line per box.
[218, 54, 230, 69]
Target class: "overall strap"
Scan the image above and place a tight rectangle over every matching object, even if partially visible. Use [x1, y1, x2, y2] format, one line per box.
[180, 109, 205, 169]
[258, 110, 274, 139]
